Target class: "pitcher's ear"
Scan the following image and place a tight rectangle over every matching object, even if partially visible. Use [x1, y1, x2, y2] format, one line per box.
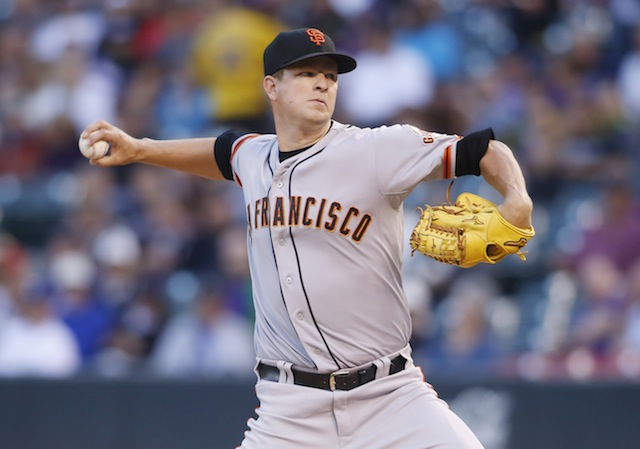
[264, 76, 277, 100]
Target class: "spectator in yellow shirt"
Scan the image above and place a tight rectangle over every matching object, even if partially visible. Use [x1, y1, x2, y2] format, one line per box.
[191, 5, 284, 133]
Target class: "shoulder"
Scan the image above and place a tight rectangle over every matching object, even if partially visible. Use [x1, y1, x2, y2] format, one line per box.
[332, 121, 444, 143]
[217, 131, 275, 154]
[232, 134, 276, 162]
[330, 121, 406, 138]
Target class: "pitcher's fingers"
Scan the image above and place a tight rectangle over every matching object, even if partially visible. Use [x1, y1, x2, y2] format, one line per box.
[80, 120, 113, 140]
[89, 153, 117, 167]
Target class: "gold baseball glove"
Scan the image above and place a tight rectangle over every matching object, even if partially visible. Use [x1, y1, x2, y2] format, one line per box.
[410, 190, 535, 268]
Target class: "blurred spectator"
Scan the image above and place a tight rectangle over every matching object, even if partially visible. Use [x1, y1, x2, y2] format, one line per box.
[569, 181, 640, 273]
[614, 249, 640, 379]
[0, 233, 28, 365]
[417, 273, 515, 379]
[186, 182, 244, 274]
[621, 260, 640, 350]
[149, 280, 255, 379]
[21, 43, 120, 137]
[504, 0, 560, 52]
[563, 255, 627, 359]
[326, 0, 375, 20]
[396, 0, 464, 83]
[463, 53, 533, 139]
[154, 60, 213, 139]
[91, 287, 167, 377]
[28, 1, 106, 64]
[116, 1, 206, 138]
[53, 166, 122, 247]
[92, 223, 143, 309]
[0, 287, 14, 331]
[517, 19, 627, 199]
[0, 232, 29, 318]
[116, 60, 164, 139]
[617, 26, 640, 123]
[122, 165, 201, 284]
[338, 16, 435, 127]
[49, 249, 115, 363]
[191, 1, 285, 132]
[0, 284, 81, 377]
[215, 225, 254, 320]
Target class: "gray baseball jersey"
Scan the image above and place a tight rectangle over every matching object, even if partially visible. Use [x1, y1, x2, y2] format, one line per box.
[215, 121, 461, 372]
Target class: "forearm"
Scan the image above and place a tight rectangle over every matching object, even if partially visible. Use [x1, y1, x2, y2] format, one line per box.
[81, 120, 225, 180]
[480, 140, 533, 228]
[136, 137, 224, 180]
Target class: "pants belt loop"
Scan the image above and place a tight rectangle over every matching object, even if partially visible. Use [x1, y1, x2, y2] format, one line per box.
[399, 344, 413, 370]
[276, 361, 294, 384]
[372, 357, 391, 380]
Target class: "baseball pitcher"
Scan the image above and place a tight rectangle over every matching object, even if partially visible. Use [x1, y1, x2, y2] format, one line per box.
[81, 28, 534, 449]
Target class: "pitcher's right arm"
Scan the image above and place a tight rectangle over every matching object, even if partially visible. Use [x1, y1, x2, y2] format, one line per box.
[80, 120, 225, 181]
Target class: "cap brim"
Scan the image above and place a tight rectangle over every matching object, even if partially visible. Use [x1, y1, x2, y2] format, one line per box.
[276, 52, 357, 75]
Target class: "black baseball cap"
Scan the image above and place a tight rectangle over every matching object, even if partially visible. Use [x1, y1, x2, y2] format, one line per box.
[263, 28, 357, 76]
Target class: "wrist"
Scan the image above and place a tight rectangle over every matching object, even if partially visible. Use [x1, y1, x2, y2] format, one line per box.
[135, 137, 154, 163]
[499, 189, 533, 229]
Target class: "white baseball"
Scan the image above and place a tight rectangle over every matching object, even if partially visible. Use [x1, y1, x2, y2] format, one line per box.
[78, 133, 110, 159]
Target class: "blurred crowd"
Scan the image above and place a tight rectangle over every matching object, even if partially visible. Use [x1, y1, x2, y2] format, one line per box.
[1, 0, 640, 382]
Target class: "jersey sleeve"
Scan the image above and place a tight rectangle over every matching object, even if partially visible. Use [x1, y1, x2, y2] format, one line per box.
[372, 124, 462, 196]
[214, 130, 249, 181]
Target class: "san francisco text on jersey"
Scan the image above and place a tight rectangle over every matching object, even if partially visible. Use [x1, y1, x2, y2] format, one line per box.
[247, 195, 373, 243]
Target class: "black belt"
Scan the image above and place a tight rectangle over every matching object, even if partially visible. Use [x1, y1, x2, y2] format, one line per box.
[257, 355, 407, 391]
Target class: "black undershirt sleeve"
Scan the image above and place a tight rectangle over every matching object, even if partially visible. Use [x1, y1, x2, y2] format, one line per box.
[455, 128, 495, 177]
[214, 130, 247, 181]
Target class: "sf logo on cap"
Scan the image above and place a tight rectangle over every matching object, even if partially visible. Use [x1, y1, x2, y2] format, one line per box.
[307, 28, 325, 46]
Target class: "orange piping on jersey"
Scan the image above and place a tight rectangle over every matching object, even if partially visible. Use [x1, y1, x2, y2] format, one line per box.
[229, 133, 260, 186]
[443, 145, 452, 179]
[230, 133, 259, 161]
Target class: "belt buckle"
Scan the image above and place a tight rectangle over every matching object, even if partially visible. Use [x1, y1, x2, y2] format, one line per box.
[329, 369, 350, 391]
